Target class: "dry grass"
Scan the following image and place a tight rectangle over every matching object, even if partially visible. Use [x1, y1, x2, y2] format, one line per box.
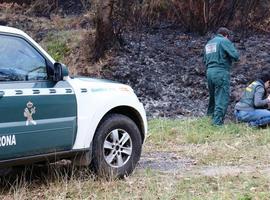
[147, 117, 270, 166]
[1, 118, 270, 199]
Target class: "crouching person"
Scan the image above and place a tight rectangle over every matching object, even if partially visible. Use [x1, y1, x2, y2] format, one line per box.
[234, 71, 270, 127]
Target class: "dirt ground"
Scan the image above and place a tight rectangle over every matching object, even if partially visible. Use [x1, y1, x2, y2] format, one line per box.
[139, 151, 270, 177]
[1, 151, 269, 183]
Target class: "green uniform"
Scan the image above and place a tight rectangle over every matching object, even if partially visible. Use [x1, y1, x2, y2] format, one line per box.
[204, 34, 239, 125]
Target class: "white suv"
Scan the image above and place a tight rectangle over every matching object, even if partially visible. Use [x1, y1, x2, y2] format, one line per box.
[0, 26, 147, 178]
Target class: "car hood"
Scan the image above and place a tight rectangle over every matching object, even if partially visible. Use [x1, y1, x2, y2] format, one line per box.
[68, 76, 133, 93]
[75, 76, 120, 84]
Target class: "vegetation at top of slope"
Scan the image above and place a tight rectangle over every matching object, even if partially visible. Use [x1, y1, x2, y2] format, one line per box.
[1, 0, 270, 62]
[139, 0, 270, 34]
[87, 0, 270, 61]
[0, 0, 91, 16]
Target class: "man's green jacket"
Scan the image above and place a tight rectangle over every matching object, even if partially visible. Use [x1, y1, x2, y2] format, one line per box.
[204, 34, 239, 71]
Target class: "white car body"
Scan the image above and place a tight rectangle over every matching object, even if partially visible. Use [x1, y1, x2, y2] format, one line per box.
[69, 77, 147, 150]
[0, 25, 147, 177]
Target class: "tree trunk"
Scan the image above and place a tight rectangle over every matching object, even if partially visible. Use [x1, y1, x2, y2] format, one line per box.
[203, 0, 209, 31]
[93, 0, 115, 60]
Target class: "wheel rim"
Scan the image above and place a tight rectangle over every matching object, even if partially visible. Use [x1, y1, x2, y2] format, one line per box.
[103, 129, 133, 168]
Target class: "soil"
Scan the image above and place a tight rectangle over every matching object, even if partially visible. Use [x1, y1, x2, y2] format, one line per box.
[138, 151, 196, 173]
[138, 151, 270, 177]
[1, 153, 269, 181]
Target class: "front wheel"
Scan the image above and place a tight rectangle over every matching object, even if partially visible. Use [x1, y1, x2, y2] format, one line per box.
[91, 114, 142, 178]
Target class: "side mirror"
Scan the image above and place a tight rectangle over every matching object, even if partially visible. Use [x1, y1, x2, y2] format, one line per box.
[53, 63, 69, 81]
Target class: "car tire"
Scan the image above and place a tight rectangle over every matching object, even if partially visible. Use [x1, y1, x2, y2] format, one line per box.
[91, 113, 142, 178]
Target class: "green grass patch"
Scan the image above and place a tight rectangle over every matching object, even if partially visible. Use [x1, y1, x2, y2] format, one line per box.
[146, 118, 270, 165]
[41, 30, 83, 62]
[44, 32, 70, 62]
[148, 117, 267, 145]
[46, 39, 70, 62]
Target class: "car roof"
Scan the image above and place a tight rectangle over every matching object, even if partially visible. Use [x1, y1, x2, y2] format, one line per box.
[0, 25, 55, 63]
[0, 25, 27, 36]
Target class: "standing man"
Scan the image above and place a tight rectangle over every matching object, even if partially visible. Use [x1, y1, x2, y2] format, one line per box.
[204, 27, 240, 125]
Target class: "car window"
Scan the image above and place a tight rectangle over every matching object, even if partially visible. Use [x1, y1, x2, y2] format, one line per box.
[0, 35, 47, 81]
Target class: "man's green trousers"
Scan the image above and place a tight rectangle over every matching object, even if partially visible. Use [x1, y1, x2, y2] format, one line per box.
[206, 69, 230, 125]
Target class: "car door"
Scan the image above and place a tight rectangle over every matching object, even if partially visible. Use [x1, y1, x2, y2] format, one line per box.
[0, 34, 77, 160]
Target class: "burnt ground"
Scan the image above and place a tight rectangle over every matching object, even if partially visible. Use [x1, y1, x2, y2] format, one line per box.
[101, 26, 270, 120]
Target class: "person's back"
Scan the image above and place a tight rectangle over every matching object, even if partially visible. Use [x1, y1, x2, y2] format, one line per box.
[204, 34, 239, 72]
[235, 80, 268, 111]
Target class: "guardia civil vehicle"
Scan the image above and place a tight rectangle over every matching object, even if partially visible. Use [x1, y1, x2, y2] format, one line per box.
[0, 26, 147, 177]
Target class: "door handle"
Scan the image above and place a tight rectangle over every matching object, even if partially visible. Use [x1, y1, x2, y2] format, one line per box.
[0, 91, 5, 98]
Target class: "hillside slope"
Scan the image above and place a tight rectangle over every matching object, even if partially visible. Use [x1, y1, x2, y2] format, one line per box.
[1, 4, 270, 120]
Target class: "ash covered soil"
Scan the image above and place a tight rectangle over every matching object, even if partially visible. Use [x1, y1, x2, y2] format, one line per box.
[102, 26, 270, 119]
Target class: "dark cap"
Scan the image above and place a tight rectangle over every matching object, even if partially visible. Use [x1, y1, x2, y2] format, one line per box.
[257, 68, 270, 83]
[217, 27, 230, 37]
